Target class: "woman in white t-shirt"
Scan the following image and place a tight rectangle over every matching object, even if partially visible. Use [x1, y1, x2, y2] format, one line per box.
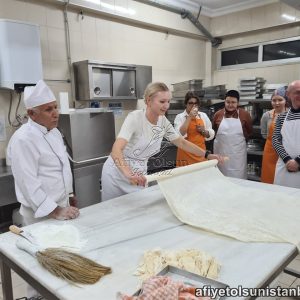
[101, 82, 224, 201]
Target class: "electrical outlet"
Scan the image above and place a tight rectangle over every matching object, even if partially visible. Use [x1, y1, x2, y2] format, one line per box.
[108, 103, 123, 116]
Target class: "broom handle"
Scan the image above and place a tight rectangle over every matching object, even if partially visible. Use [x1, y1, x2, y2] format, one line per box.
[16, 239, 40, 257]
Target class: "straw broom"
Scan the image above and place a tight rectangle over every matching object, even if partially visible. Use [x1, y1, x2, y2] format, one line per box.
[11, 227, 111, 284]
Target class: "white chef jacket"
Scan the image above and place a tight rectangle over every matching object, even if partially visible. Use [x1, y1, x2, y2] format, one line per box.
[174, 110, 215, 140]
[7, 118, 73, 220]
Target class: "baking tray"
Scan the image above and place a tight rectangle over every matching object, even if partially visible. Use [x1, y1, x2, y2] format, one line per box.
[172, 79, 203, 92]
[133, 265, 228, 299]
[172, 90, 205, 98]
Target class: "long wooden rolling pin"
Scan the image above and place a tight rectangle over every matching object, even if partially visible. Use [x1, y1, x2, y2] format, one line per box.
[130, 158, 229, 185]
[145, 159, 219, 183]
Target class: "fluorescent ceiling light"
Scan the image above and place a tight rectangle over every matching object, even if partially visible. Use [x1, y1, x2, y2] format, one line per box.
[84, 0, 135, 15]
[86, 0, 100, 4]
[281, 13, 298, 21]
[278, 50, 296, 56]
[101, 2, 136, 15]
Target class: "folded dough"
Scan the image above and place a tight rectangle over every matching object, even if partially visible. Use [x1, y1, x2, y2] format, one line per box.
[134, 248, 220, 280]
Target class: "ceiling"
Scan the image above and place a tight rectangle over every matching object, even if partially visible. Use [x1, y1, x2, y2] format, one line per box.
[157, 0, 279, 17]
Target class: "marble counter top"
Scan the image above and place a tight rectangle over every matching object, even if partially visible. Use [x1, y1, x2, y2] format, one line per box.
[0, 180, 299, 300]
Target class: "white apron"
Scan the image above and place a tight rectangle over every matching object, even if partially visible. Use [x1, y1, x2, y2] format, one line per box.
[214, 110, 247, 179]
[101, 125, 164, 201]
[274, 109, 300, 188]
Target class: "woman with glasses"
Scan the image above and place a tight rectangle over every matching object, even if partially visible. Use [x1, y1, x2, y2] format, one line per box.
[260, 86, 287, 184]
[174, 92, 215, 167]
[101, 82, 224, 201]
[212, 90, 253, 179]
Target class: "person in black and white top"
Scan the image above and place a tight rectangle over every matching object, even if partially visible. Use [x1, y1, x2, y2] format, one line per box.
[272, 80, 300, 188]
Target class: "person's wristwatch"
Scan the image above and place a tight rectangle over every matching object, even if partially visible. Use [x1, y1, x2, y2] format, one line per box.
[204, 150, 211, 159]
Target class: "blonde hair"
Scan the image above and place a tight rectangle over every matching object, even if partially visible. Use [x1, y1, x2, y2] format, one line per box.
[144, 82, 169, 104]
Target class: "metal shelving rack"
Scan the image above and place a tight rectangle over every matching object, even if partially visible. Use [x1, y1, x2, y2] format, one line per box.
[239, 98, 272, 182]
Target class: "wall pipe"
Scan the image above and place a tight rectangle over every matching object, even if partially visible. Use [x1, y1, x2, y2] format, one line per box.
[133, 0, 222, 47]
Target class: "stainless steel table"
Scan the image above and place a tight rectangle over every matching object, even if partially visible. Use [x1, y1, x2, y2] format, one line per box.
[0, 179, 299, 300]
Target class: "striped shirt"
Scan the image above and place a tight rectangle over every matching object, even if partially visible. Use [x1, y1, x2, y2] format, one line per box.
[272, 107, 300, 165]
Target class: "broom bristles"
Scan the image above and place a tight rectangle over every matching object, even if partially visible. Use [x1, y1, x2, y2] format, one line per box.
[36, 248, 111, 284]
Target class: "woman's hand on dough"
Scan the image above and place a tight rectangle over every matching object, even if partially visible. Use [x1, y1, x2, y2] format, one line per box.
[125, 170, 147, 186]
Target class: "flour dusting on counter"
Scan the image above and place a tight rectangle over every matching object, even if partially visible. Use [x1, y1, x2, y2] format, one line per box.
[29, 224, 86, 250]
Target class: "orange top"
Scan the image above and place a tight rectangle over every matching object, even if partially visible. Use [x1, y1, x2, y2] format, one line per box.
[176, 117, 206, 167]
[261, 111, 278, 184]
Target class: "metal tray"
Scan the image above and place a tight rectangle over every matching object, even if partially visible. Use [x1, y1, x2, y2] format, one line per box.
[172, 79, 203, 92]
[172, 90, 205, 98]
[133, 265, 228, 299]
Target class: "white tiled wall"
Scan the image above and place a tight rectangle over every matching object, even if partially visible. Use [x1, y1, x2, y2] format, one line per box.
[0, 0, 207, 159]
[211, 2, 300, 36]
[211, 2, 300, 90]
[1, 0, 300, 159]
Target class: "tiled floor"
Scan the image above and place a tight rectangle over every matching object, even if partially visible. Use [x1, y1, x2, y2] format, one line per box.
[275, 255, 300, 300]
[0, 256, 299, 300]
[0, 270, 27, 300]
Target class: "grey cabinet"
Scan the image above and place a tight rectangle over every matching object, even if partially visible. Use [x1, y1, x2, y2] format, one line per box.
[92, 67, 111, 98]
[58, 111, 115, 207]
[73, 60, 152, 101]
[112, 69, 136, 97]
[73, 162, 104, 208]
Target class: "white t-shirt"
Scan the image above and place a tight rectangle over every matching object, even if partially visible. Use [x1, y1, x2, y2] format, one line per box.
[118, 110, 179, 157]
[174, 110, 215, 141]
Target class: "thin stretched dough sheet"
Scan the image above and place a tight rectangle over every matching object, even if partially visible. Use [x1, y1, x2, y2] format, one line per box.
[155, 160, 300, 250]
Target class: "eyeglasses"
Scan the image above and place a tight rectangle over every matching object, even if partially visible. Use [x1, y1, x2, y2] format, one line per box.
[187, 102, 198, 105]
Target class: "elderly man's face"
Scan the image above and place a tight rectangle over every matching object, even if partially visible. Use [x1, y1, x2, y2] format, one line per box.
[29, 101, 59, 130]
[287, 82, 300, 110]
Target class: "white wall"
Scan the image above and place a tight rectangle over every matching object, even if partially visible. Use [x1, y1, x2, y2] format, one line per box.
[3, 1, 300, 160]
[0, 0, 208, 159]
[211, 1, 300, 89]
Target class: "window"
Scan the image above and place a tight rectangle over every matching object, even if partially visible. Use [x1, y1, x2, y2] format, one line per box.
[219, 37, 300, 69]
[221, 47, 259, 66]
[263, 40, 300, 61]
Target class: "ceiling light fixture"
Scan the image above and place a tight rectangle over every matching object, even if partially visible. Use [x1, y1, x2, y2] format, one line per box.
[84, 0, 136, 15]
[101, 1, 136, 15]
[86, 0, 100, 4]
[281, 13, 298, 21]
[278, 50, 296, 56]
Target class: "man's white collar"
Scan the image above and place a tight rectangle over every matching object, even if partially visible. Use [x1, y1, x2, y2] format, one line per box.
[28, 118, 50, 134]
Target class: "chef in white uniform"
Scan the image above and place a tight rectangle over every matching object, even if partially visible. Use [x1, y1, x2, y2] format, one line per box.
[273, 80, 300, 188]
[7, 80, 80, 226]
[101, 82, 225, 201]
[213, 90, 253, 179]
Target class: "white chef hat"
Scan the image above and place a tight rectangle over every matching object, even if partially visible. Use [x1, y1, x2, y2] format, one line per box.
[24, 80, 56, 109]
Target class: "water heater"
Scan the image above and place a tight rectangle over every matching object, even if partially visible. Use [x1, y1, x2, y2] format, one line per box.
[0, 19, 43, 91]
